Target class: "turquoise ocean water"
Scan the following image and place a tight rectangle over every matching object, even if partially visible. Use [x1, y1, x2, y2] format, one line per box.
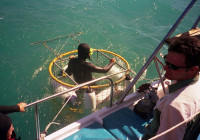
[0, 0, 199, 139]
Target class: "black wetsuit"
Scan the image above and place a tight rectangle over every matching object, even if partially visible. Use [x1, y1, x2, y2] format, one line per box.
[66, 58, 115, 84]
[0, 105, 20, 114]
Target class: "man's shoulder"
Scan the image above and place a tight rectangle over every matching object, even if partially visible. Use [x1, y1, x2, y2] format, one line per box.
[69, 58, 79, 63]
[81, 60, 94, 66]
[169, 90, 200, 112]
[157, 88, 200, 112]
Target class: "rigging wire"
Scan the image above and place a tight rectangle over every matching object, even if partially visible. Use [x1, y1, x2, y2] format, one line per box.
[44, 94, 74, 133]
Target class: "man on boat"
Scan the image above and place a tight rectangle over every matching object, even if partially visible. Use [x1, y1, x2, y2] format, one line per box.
[65, 43, 116, 85]
[143, 36, 200, 140]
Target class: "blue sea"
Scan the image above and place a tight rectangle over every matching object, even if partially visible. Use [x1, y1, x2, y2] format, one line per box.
[0, 0, 199, 139]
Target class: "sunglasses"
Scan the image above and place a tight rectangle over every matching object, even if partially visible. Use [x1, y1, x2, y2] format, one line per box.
[164, 55, 188, 70]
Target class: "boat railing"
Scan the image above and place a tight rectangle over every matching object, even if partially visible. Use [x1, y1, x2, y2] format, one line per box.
[117, 0, 199, 103]
[26, 70, 127, 140]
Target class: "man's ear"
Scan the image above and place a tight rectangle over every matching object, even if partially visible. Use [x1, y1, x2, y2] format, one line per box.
[189, 66, 199, 75]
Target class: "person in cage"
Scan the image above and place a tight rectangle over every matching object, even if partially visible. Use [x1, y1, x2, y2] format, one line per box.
[65, 43, 116, 85]
[143, 36, 200, 140]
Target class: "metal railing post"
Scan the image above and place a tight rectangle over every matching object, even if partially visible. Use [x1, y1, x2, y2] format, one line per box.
[106, 78, 114, 107]
[35, 104, 40, 140]
[154, 58, 166, 94]
[191, 15, 200, 29]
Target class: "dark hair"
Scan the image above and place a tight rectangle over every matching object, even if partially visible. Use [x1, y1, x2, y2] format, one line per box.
[78, 43, 90, 60]
[166, 37, 200, 68]
[0, 113, 12, 140]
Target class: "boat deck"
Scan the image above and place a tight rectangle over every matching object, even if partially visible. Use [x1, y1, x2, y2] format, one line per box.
[66, 107, 151, 140]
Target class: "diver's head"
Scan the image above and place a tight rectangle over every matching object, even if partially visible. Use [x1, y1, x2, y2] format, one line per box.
[0, 113, 13, 140]
[78, 43, 93, 60]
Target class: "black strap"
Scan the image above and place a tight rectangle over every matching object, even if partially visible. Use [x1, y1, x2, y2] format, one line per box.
[183, 112, 200, 140]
